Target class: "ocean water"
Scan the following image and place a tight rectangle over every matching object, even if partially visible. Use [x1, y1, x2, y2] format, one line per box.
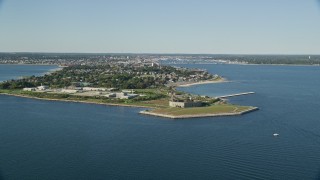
[0, 65, 59, 82]
[0, 64, 320, 180]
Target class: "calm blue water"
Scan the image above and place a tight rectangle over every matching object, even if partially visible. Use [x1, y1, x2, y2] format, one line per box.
[1, 64, 320, 180]
[0, 65, 59, 82]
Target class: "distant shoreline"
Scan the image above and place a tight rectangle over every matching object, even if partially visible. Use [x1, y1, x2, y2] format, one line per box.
[177, 78, 229, 87]
[46, 67, 63, 75]
[238, 63, 320, 67]
[0, 93, 148, 108]
[0, 64, 62, 82]
[0, 63, 59, 66]
[1, 63, 319, 67]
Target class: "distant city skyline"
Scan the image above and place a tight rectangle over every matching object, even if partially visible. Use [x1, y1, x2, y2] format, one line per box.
[0, 0, 320, 54]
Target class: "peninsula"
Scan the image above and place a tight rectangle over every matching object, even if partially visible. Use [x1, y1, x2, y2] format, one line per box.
[0, 59, 258, 119]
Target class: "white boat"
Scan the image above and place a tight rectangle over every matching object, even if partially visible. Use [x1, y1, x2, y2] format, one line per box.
[273, 133, 279, 137]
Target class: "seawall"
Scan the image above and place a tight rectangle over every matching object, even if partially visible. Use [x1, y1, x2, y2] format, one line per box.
[140, 107, 259, 119]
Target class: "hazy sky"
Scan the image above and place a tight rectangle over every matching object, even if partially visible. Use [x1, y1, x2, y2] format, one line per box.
[0, 0, 320, 54]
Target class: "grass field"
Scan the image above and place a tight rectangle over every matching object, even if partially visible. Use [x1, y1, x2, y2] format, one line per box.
[149, 104, 253, 116]
[129, 98, 170, 108]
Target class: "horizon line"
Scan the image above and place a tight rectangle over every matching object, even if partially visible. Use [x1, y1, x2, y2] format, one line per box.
[0, 52, 319, 56]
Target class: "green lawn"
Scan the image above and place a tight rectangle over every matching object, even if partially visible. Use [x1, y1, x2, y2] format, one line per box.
[150, 104, 253, 116]
[127, 98, 170, 108]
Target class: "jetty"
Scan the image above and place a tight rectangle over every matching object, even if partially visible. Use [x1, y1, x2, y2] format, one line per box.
[217, 92, 255, 98]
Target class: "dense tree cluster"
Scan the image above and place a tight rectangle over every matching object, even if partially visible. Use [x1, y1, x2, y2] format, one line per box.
[0, 64, 212, 90]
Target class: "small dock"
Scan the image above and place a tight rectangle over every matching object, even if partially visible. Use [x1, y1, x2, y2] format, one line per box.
[217, 92, 255, 98]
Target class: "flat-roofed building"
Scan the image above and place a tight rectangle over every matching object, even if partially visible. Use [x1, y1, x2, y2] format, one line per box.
[83, 87, 107, 91]
[115, 92, 139, 99]
[104, 93, 116, 98]
[169, 101, 203, 108]
[61, 89, 81, 93]
[37, 85, 49, 91]
[23, 87, 36, 91]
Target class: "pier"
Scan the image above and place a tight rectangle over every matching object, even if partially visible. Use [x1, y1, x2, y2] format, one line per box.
[217, 92, 255, 98]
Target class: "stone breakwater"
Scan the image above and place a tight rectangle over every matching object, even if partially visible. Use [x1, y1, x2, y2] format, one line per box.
[140, 107, 259, 119]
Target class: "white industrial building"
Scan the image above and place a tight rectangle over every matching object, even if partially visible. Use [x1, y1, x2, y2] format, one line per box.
[37, 85, 49, 91]
[115, 92, 139, 99]
[61, 89, 81, 93]
[23, 88, 36, 91]
[104, 93, 116, 98]
[83, 87, 107, 91]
